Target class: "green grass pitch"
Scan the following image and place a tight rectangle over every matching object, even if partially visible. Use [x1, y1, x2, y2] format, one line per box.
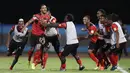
[0, 56, 130, 73]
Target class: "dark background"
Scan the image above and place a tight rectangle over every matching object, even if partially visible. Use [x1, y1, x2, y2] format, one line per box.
[0, 0, 130, 24]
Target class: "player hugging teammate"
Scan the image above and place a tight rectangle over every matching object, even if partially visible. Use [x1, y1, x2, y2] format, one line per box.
[6, 5, 128, 71]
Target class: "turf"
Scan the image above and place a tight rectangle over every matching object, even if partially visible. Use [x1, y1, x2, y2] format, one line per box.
[0, 56, 130, 73]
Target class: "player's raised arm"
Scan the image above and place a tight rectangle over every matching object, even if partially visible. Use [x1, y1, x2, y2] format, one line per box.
[6, 26, 14, 48]
[42, 22, 67, 28]
[22, 15, 38, 31]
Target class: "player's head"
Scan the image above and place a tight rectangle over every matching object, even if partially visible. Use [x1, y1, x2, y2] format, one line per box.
[97, 9, 106, 19]
[40, 4, 48, 14]
[18, 18, 24, 28]
[106, 13, 119, 25]
[83, 15, 90, 25]
[64, 13, 74, 22]
[99, 15, 107, 24]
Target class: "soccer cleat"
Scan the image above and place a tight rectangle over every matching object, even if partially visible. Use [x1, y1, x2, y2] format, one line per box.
[60, 68, 66, 71]
[31, 63, 36, 69]
[41, 68, 46, 71]
[94, 66, 99, 70]
[79, 66, 85, 71]
[110, 66, 117, 71]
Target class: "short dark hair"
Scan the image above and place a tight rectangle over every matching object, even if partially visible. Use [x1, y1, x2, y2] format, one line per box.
[84, 15, 91, 20]
[41, 4, 46, 7]
[107, 13, 119, 22]
[100, 14, 107, 18]
[65, 13, 74, 21]
[98, 9, 106, 15]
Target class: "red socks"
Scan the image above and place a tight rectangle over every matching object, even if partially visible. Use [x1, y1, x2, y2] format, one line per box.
[61, 64, 66, 69]
[33, 50, 41, 64]
[89, 52, 99, 65]
[109, 53, 118, 66]
[42, 53, 48, 68]
[77, 59, 82, 66]
[28, 48, 34, 62]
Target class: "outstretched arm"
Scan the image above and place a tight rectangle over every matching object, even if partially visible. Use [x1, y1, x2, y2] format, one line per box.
[22, 15, 38, 31]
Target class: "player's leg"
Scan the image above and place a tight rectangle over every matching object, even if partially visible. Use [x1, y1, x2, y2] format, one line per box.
[119, 42, 127, 60]
[32, 43, 42, 69]
[70, 43, 85, 71]
[41, 44, 49, 70]
[109, 45, 119, 71]
[7, 39, 17, 56]
[10, 43, 24, 70]
[28, 34, 37, 64]
[103, 43, 111, 69]
[60, 45, 72, 71]
[51, 36, 61, 58]
[40, 36, 50, 70]
[88, 42, 99, 69]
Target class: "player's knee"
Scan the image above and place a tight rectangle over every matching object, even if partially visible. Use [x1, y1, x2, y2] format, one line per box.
[36, 44, 41, 50]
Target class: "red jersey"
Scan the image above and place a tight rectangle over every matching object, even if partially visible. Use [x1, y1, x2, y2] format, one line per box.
[87, 24, 98, 43]
[31, 13, 50, 36]
[111, 24, 118, 32]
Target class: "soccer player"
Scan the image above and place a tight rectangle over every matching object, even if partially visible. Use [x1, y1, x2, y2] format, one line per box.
[22, 4, 50, 69]
[34, 10, 61, 70]
[117, 19, 128, 58]
[96, 9, 109, 70]
[6, 18, 29, 70]
[41, 13, 85, 71]
[79, 15, 101, 70]
[99, 15, 111, 69]
[106, 13, 127, 71]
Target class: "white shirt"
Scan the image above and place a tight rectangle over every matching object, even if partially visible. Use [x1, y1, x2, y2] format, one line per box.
[111, 22, 127, 45]
[99, 21, 111, 43]
[45, 16, 58, 37]
[13, 25, 28, 42]
[66, 21, 79, 45]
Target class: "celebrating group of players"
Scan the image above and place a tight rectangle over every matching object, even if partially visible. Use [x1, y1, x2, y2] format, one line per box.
[6, 4, 128, 71]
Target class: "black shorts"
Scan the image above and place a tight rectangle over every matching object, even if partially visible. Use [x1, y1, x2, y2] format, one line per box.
[8, 39, 27, 56]
[30, 33, 46, 47]
[61, 43, 79, 57]
[110, 42, 127, 54]
[102, 43, 111, 52]
[46, 35, 60, 50]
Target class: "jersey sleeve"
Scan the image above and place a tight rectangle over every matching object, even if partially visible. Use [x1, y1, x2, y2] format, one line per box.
[51, 17, 57, 23]
[89, 26, 96, 35]
[58, 23, 67, 28]
[112, 24, 118, 32]
[32, 15, 39, 21]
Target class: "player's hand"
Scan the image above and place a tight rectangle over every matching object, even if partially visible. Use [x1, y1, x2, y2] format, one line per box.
[81, 28, 87, 31]
[57, 34, 61, 38]
[98, 35, 104, 40]
[116, 43, 120, 48]
[77, 36, 85, 41]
